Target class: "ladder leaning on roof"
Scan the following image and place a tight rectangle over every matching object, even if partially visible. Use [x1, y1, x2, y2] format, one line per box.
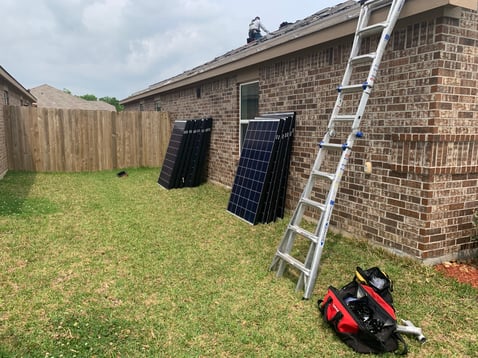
[269, 0, 406, 300]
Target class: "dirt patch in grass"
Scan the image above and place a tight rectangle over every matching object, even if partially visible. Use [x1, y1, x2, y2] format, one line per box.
[435, 258, 478, 289]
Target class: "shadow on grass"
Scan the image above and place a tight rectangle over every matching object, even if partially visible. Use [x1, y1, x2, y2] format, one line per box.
[0, 171, 58, 216]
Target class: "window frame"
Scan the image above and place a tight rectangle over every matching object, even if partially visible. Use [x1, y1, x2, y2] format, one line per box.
[239, 81, 259, 152]
[154, 99, 161, 112]
[3, 90, 9, 105]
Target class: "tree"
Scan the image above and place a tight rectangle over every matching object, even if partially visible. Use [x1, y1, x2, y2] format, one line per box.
[80, 94, 98, 101]
[99, 96, 124, 112]
[65, 91, 123, 112]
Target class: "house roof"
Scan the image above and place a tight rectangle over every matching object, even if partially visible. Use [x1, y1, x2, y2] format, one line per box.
[31, 84, 116, 111]
[121, 0, 478, 104]
[0, 65, 37, 103]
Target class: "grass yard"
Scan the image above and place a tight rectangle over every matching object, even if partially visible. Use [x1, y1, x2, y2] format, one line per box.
[0, 168, 476, 357]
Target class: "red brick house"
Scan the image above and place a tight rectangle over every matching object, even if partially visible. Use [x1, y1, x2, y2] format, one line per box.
[120, 0, 478, 263]
[0, 65, 37, 178]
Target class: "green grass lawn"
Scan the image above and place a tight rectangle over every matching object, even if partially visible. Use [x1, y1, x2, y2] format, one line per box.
[0, 168, 476, 357]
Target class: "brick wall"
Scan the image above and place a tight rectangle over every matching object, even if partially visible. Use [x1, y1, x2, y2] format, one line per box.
[0, 78, 31, 107]
[0, 103, 6, 178]
[1, 70, 36, 179]
[125, 77, 241, 186]
[123, 8, 478, 262]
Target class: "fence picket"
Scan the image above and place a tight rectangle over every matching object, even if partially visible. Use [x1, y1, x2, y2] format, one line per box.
[4, 106, 170, 172]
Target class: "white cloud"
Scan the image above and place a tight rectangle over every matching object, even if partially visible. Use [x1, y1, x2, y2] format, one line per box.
[82, 0, 129, 33]
[0, 0, 339, 99]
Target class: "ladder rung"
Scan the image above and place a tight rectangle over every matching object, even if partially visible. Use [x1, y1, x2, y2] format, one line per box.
[358, 22, 389, 37]
[319, 142, 348, 151]
[350, 53, 376, 65]
[289, 224, 319, 243]
[300, 197, 326, 211]
[312, 170, 335, 181]
[362, 0, 392, 10]
[275, 251, 311, 276]
[333, 115, 356, 122]
[337, 83, 369, 93]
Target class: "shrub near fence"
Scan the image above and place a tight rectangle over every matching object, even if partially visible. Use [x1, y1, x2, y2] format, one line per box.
[4, 106, 171, 172]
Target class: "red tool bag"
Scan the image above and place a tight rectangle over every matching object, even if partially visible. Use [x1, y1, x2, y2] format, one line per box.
[318, 267, 407, 354]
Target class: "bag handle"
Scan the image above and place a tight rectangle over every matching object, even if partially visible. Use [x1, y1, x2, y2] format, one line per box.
[318, 297, 344, 328]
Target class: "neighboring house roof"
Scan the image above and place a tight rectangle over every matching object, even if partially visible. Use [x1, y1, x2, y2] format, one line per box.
[0, 65, 37, 103]
[121, 0, 478, 104]
[31, 84, 116, 111]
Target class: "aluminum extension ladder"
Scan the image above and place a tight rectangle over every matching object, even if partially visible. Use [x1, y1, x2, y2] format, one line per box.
[270, 0, 406, 300]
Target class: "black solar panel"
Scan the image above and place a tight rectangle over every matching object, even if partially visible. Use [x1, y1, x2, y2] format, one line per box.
[227, 112, 296, 224]
[157, 120, 188, 189]
[158, 118, 212, 189]
[260, 112, 296, 222]
[175, 119, 198, 188]
[185, 117, 212, 187]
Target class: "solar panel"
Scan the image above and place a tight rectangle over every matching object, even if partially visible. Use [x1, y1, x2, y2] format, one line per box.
[175, 119, 198, 188]
[259, 112, 296, 222]
[276, 115, 295, 219]
[186, 117, 212, 187]
[227, 119, 280, 224]
[158, 118, 212, 189]
[227, 113, 295, 224]
[157, 120, 188, 189]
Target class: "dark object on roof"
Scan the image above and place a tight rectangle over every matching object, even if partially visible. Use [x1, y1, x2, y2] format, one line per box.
[279, 21, 293, 29]
[158, 118, 212, 189]
[227, 112, 296, 225]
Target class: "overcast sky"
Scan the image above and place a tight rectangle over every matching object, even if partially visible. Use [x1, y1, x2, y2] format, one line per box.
[1, 0, 342, 100]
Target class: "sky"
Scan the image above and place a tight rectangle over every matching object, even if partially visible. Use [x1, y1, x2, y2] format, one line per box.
[1, 0, 342, 101]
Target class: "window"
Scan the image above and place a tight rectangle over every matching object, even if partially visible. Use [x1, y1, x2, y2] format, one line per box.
[3, 90, 9, 105]
[139, 102, 144, 111]
[239, 81, 259, 150]
[155, 99, 161, 112]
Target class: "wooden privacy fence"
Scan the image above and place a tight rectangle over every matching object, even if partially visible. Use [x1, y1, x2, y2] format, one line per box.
[4, 106, 171, 172]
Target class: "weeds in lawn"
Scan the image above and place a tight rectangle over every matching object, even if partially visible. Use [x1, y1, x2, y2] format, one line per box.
[0, 169, 476, 357]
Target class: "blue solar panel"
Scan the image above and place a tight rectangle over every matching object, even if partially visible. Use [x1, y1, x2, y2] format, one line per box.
[227, 112, 296, 224]
[227, 119, 281, 224]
